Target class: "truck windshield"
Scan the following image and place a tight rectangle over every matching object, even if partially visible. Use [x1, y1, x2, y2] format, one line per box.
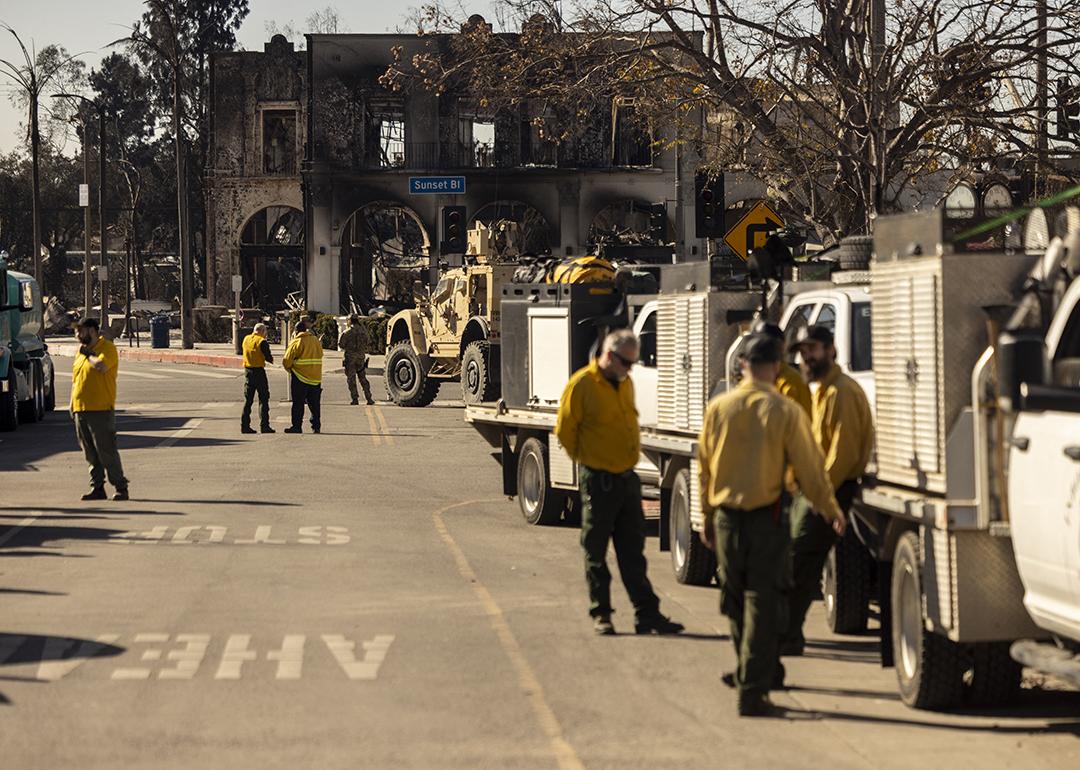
[851, 302, 872, 371]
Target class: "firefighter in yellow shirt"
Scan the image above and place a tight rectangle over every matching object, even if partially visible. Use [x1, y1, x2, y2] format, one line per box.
[555, 329, 684, 637]
[71, 317, 129, 501]
[697, 333, 844, 717]
[240, 322, 275, 434]
[282, 320, 324, 434]
[781, 324, 874, 656]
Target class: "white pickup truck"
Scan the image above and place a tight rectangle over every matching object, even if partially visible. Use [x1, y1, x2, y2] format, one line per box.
[802, 208, 1080, 710]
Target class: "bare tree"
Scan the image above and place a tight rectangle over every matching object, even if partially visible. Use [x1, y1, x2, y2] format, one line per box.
[386, 1, 1080, 241]
[266, 5, 349, 49]
[0, 26, 85, 286]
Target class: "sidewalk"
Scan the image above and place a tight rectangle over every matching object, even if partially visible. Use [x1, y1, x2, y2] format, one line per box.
[47, 336, 385, 375]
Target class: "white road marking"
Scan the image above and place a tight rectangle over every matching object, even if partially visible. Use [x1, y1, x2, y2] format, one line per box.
[38, 635, 120, 681]
[159, 634, 210, 680]
[321, 634, 395, 680]
[215, 635, 257, 680]
[110, 668, 152, 680]
[235, 525, 286, 545]
[54, 370, 72, 378]
[120, 370, 168, 380]
[157, 418, 204, 448]
[153, 367, 235, 379]
[111, 526, 170, 544]
[268, 635, 305, 680]
[134, 633, 169, 644]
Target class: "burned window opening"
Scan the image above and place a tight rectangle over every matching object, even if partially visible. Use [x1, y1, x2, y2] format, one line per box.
[262, 110, 298, 175]
[611, 99, 653, 167]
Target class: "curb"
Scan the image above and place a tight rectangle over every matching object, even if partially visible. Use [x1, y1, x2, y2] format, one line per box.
[49, 342, 386, 376]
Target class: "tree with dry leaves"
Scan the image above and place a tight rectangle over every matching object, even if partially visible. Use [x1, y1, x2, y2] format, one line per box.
[384, 1, 1080, 243]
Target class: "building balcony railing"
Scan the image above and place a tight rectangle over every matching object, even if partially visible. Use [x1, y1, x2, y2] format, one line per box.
[352, 141, 651, 171]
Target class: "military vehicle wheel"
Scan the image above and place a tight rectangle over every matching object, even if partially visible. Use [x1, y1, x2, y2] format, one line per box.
[892, 532, 964, 710]
[517, 437, 565, 526]
[384, 341, 440, 407]
[824, 526, 873, 634]
[45, 366, 56, 411]
[839, 235, 873, 270]
[18, 363, 42, 423]
[670, 468, 715, 585]
[0, 371, 17, 431]
[461, 341, 498, 404]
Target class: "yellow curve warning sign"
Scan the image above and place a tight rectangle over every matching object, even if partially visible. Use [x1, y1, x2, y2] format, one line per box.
[723, 201, 785, 261]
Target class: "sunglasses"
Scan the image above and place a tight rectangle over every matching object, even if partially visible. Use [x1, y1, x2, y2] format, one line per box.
[612, 351, 638, 368]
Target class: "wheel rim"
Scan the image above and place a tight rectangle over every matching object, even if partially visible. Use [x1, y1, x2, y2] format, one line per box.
[521, 452, 542, 515]
[672, 484, 690, 570]
[393, 357, 417, 392]
[898, 561, 922, 681]
[465, 359, 480, 395]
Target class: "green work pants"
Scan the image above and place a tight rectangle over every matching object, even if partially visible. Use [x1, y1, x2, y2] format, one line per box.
[241, 367, 271, 430]
[73, 410, 128, 492]
[344, 355, 372, 403]
[713, 501, 789, 703]
[579, 466, 660, 621]
[783, 481, 857, 650]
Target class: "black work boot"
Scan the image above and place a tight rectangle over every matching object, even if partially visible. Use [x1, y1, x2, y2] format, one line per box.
[634, 614, 685, 635]
[593, 615, 615, 636]
[723, 663, 786, 691]
[283, 426, 302, 434]
[81, 487, 107, 501]
[737, 693, 781, 718]
[112, 489, 129, 501]
[241, 426, 257, 434]
[350, 398, 359, 405]
[260, 426, 276, 434]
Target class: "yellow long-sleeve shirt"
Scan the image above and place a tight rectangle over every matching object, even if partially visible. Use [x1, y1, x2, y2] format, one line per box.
[71, 336, 119, 412]
[813, 365, 874, 489]
[554, 359, 640, 473]
[697, 378, 843, 524]
[283, 331, 323, 385]
[777, 363, 812, 416]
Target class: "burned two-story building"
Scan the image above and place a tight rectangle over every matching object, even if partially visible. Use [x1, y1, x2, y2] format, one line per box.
[209, 25, 704, 314]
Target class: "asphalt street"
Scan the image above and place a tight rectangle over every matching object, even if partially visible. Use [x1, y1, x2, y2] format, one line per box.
[1, 357, 1078, 769]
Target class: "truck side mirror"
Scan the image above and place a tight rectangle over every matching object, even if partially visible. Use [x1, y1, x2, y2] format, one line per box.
[997, 330, 1050, 411]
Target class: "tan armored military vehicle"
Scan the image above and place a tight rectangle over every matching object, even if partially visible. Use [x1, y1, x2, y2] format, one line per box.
[384, 223, 520, 407]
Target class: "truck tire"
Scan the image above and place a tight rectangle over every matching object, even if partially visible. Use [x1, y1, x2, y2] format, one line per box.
[517, 437, 565, 526]
[461, 340, 498, 405]
[824, 527, 873, 634]
[18, 363, 41, 423]
[45, 366, 55, 411]
[965, 642, 1023, 707]
[892, 531, 964, 710]
[839, 235, 873, 270]
[0, 371, 17, 432]
[384, 341, 440, 407]
[670, 468, 715, 585]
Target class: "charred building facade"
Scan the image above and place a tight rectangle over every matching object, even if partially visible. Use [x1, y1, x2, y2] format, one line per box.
[209, 29, 703, 314]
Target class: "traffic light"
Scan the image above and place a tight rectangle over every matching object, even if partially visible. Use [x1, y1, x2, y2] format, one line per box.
[440, 205, 467, 254]
[695, 172, 725, 238]
[648, 203, 668, 243]
[1056, 79, 1080, 140]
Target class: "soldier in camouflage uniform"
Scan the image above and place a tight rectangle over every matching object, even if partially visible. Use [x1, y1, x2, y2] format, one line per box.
[339, 315, 374, 405]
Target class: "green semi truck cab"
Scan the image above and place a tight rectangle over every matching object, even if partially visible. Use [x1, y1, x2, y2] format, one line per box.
[0, 252, 57, 430]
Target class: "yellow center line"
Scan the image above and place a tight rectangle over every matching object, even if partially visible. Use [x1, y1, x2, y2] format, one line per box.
[433, 500, 584, 770]
[364, 406, 382, 446]
[373, 406, 394, 445]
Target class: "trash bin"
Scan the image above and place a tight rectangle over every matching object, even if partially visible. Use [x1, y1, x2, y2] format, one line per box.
[150, 315, 170, 349]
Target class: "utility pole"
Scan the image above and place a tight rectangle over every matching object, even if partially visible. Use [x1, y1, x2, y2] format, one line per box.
[1036, 0, 1049, 196]
[98, 103, 108, 330]
[174, 69, 194, 350]
[82, 119, 93, 319]
[29, 75, 42, 288]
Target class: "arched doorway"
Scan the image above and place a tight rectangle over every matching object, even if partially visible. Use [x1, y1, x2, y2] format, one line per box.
[339, 202, 430, 313]
[239, 206, 305, 311]
[470, 200, 553, 256]
[588, 199, 669, 250]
